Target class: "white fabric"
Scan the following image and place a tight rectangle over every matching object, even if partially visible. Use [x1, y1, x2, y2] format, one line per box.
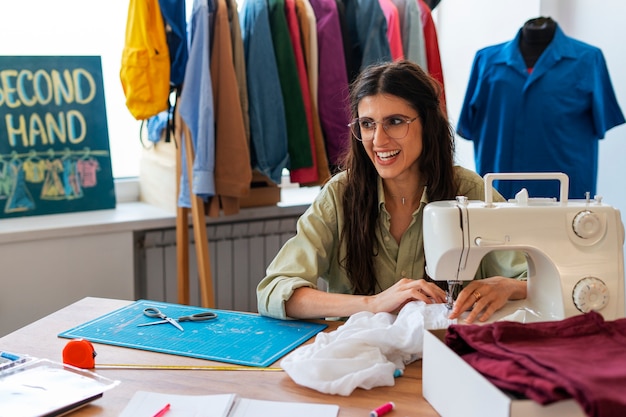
[281, 301, 455, 395]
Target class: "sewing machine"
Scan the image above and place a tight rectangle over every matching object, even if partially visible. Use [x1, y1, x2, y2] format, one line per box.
[423, 173, 625, 322]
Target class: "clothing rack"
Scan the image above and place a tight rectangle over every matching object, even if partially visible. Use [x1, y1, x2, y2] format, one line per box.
[162, 0, 445, 309]
[174, 108, 215, 308]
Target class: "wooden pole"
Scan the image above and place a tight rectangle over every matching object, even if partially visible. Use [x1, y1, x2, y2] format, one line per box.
[174, 109, 190, 305]
[180, 119, 215, 308]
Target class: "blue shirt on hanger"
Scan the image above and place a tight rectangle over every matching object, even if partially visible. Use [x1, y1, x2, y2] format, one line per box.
[239, 0, 290, 184]
[178, 0, 216, 208]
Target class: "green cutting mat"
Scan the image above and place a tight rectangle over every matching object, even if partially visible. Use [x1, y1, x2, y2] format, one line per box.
[58, 300, 327, 367]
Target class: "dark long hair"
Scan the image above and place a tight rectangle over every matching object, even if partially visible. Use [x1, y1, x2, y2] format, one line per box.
[339, 60, 456, 295]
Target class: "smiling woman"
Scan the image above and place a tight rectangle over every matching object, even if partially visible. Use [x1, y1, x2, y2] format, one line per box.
[0, 1, 142, 179]
[256, 60, 528, 323]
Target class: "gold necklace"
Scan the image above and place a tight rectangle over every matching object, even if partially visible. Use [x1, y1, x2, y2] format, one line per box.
[394, 196, 411, 205]
[387, 188, 422, 206]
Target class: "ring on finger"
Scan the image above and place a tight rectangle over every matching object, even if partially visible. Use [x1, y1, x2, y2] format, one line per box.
[472, 290, 482, 301]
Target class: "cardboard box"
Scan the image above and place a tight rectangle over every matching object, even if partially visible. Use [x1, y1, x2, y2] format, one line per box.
[422, 328, 586, 417]
[240, 171, 281, 208]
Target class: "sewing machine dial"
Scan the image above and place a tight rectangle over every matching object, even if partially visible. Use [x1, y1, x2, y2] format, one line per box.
[572, 277, 609, 313]
[572, 210, 602, 239]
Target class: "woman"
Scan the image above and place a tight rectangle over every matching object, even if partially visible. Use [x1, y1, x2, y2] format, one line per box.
[257, 60, 527, 324]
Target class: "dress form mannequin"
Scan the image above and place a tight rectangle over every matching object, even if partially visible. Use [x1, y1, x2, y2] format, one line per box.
[519, 17, 556, 69]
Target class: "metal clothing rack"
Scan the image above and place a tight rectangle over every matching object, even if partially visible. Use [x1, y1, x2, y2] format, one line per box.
[174, 108, 215, 308]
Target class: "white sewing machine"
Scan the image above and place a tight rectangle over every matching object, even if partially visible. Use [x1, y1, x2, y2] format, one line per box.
[423, 173, 625, 322]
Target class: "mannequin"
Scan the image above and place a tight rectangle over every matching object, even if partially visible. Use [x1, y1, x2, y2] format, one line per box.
[519, 17, 556, 69]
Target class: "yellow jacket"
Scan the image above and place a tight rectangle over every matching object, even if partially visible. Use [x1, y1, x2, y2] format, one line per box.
[120, 0, 170, 120]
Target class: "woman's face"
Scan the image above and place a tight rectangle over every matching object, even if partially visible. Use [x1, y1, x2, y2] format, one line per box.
[356, 93, 423, 181]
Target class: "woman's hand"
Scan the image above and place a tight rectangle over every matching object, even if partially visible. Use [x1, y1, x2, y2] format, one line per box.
[448, 277, 527, 323]
[370, 278, 447, 314]
[285, 279, 447, 319]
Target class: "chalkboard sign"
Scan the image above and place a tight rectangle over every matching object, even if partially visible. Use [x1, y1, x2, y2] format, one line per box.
[0, 56, 115, 219]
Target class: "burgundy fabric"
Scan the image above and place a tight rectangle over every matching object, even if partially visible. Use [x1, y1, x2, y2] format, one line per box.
[445, 312, 626, 417]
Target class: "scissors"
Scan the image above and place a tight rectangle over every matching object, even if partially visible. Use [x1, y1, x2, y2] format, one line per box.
[137, 307, 217, 331]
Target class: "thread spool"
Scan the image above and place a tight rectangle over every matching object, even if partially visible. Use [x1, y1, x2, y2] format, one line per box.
[370, 401, 395, 417]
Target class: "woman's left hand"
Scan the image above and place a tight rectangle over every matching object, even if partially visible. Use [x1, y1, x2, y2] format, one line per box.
[448, 277, 527, 323]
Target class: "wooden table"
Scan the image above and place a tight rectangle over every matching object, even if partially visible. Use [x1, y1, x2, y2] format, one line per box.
[0, 297, 440, 417]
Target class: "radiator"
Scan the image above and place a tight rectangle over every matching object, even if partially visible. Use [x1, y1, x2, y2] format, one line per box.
[135, 212, 302, 312]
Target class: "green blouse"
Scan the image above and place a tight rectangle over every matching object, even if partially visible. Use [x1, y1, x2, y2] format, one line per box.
[257, 166, 527, 319]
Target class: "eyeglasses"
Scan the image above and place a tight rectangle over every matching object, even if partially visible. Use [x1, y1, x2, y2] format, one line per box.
[348, 116, 418, 142]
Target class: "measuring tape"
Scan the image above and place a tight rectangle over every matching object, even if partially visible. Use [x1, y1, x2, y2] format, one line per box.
[62, 339, 97, 369]
[96, 364, 283, 371]
[61, 339, 281, 371]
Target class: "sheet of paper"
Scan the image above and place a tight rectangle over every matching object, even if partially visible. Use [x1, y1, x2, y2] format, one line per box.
[230, 398, 340, 417]
[118, 391, 236, 417]
[119, 391, 340, 417]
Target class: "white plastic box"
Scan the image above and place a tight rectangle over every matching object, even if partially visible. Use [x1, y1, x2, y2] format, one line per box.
[422, 329, 586, 417]
[0, 357, 119, 417]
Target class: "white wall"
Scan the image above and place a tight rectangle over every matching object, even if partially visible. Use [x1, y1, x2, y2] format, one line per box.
[434, 0, 541, 170]
[0, 231, 136, 336]
[539, 0, 626, 215]
[434, 0, 626, 262]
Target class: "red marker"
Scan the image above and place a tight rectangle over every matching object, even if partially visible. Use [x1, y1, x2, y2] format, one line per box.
[370, 401, 395, 417]
[152, 403, 171, 417]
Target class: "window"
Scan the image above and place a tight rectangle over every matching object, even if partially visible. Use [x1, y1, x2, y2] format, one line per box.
[1, 1, 143, 179]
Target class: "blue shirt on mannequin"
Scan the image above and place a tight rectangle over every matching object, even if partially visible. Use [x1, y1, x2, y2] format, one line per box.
[457, 24, 624, 200]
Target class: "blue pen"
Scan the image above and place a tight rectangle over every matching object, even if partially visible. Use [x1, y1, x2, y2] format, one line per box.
[0, 351, 21, 362]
